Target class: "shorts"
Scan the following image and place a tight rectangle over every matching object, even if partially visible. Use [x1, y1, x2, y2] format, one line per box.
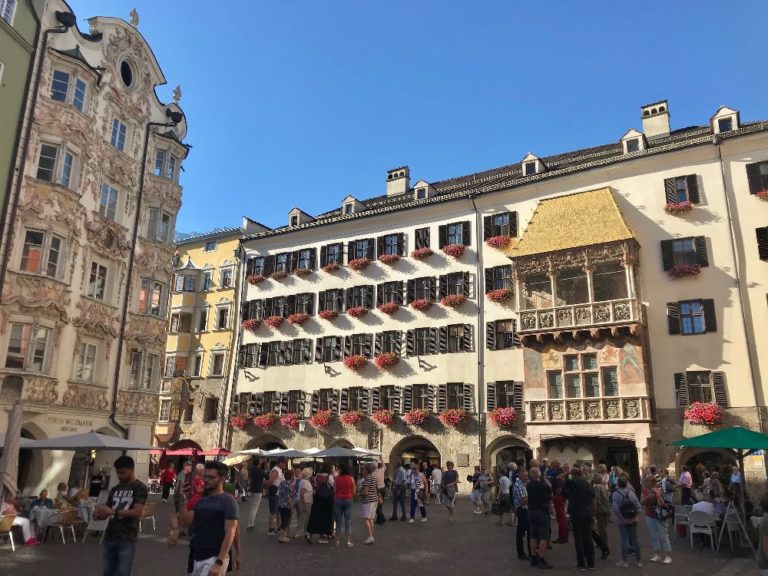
[528, 510, 551, 541]
[279, 507, 291, 530]
[268, 490, 279, 515]
[361, 502, 377, 519]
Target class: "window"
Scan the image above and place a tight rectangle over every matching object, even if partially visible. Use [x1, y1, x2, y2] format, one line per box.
[676, 371, 727, 407]
[182, 274, 197, 292]
[625, 138, 640, 153]
[348, 285, 373, 308]
[220, 268, 233, 289]
[547, 371, 563, 399]
[486, 265, 513, 291]
[447, 325, 463, 353]
[320, 243, 343, 266]
[153, 150, 166, 177]
[202, 271, 212, 291]
[88, 261, 108, 301]
[130, 351, 142, 387]
[668, 299, 716, 335]
[138, 278, 164, 316]
[440, 221, 469, 247]
[344, 203, 354, 215]
[664, 175, 700, 204]
[747, 161, 768, 194]
[317, 389, 334, 412]
[661, 237, 708, 270]
[275, 253, 289, 273]
[36, 143, 77, 188]
[1, 0, 16, 24]
[164, 355, 187, 378]
[296, 248, 313, 269]
[414, 328, 431, 356]
[350, 238, 373, 260]
[409, 277, 435, 302]
[412, 384, 429, 410]
[159, 400, 171, 422]
[211, 352, 225, 376]
[483, 212, 516, 239]
[524, 161, 537, 176]
[494, 381, 518, 409]
[295, 293, 313, 314]
[348, 333, 369, 357]
[446, 383, 464, 410]
[196, 308, 208, 331]
[75, 342, 97, 382]
[378, 233, 404, 257]
[380, 331, 400, 354]
[262, 392, 278, 413]
[549, 353, 613, 399]
[146, 208, 173, 243]
[20, 230, 63, 278]
[154, 151, 179, 180]
[717, 118, 733, 133]
[557, 268, 589, 305]
[50, 70, 87, 112]
[378, 281, 402, 305]
[493, 320, 517, 350]
[290, 215, 299, 227]
[602, 367, 618, 397]
[291, 339, 311, 364]
[521, 273, 553, 310]
[99, 183, 118, 220]
[348, 387, 363, 411]
[318, 336, 342, 363]
[203, 397, 219, 422]
[110, 119, 127, 151]
[142, 354, 157, 389]
[5, 323, 49, 372]
[415, 227, 430, 249]
[216, 307, 230, 330]
[170, 312, 192, 333]
[380, 386, 396, 410]
[687, 371, 714, 403]
[288, 390, 304, 414]
[319, 289, 344, 312]
[204, 240, 217, 252]
[191, 353, 203, 377]
[592, 262, 628, 301]
[246, 256, 266, 276]
[443, 272, 468, 296]
[416, 187, 427, 200]
[758, 228, 768, 261]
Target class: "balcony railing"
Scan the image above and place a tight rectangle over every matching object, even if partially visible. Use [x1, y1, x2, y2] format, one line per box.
[518, 298, 640, 334]
[526, 395, 650, 423]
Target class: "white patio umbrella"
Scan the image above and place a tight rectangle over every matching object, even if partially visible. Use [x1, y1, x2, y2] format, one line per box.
[313, 447, 363, 458]
[222, 448, 268, 466]
[0, 402, 23, 501]
[24, 431, 153, 451]
[0, 432, 33, 449]
[266, 448, 308, 459]
[351, 447, 381, 457]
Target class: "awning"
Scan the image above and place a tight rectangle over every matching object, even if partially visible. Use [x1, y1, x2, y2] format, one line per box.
[24, 431, 153, 451]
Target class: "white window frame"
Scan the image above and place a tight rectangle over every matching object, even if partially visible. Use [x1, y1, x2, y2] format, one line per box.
[19, 228, 66, 280]
[202, 270, 213, 291]
[4, 321, 52, 373]
[195, 307, 208, 332]
[1, 0, 17, 25]
[50, 69, 89, 112]
[159, 399, 171, 422]
[191, 352, 204, 377]
[219, 267, 233, 289]
[74, 340, 99, 384]
[36, 142, 79, 190]
[215, 305, 230, 330]
[204, 240, 217, 252]
[146, 207, 174, 244]
[137, 277, 165, 317]
[152, 148, 179, 181]
[99, 183, 119, 221]
[87, 259, 110, 302]
[110, 118, 127, 151]
[129, 350, 158, 390]
[209, 351, 227, 377]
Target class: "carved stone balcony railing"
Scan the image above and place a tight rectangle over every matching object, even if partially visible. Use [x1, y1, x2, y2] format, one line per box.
[527, 396, 650, 424]
[518, 298, 640, 334]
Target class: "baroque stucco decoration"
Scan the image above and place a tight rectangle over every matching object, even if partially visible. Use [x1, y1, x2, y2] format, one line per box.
[71, 299, 119, 338]
[84, 213, 132, 259]
[0, 273, 71, 331]
[23, 376, 59, 404]
[125, 314, 167, 349]
[117, 390, 157, 418]
[62, 382, 110, 410]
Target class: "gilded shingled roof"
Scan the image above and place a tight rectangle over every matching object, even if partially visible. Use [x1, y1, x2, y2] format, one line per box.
[508, 188, 634, 257]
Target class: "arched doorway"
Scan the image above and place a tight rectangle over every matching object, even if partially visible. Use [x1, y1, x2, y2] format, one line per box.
[244, 435, 286, 452]
[681, 449, 737, 484]
[330, 438, 354, 449]
[486, 435, 533, 474]
[18, 428, 39, 492]
[170, 439, 203, 451]
[389, 436, 440, 468]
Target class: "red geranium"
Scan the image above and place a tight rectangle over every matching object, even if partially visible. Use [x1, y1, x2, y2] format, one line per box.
[403, 409, 430, 426]
[340, 410, 364, 427]
[488, 407, 517, 427]
[348, 258, 371, 271]
[664, 201, 693, 215]
[270, 270, 288, 280]
[440, 294, 466, 308]
[241, 319, 261, 332]
[684, 402, 723, 425]
[264, 315, 284, 328]
[322, 262, 341, 273]
[439, 409, 468, 428]
[310, 410, 333, 428]
[378, 254, 400, 265]
[442, 244, 465, 258]
[347, 305, 369, 318]
[756, 190, 768, 201]
[372, 409, 395, 426]
[374, 352, 399, 369]
[287, 312, 309, 325]
[294, 268, 312, 277]
[669, 263, 701, 279]
[252, 413, 278, 429]
[247, 274, 265, 285]
[485, 235, 512, 249]
[318, 310, 338, 321]
[343, 354, 367, 370]
[410, 247, 434, 260]
[410, 299, 432, 312]
[230, 414, 248, 429]
[280, 412, 300, 429]
[378, 302, 399, 315]
[487, 288, 513, 303]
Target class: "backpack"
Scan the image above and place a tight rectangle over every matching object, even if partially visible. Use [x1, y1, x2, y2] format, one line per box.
[618, 491, 637, 519]
[315, 478, 333, 499]
[654, 501, 674, 521]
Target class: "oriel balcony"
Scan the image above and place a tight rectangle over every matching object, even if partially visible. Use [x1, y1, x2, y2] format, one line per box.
[519, 298, 641, 334]
[526, 395, 651, 424]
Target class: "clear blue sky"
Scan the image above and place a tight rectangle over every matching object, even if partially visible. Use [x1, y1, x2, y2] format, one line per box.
[68, 1, 768, 234]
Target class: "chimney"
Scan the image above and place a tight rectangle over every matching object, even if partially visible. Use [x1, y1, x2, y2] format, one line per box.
[386, 166, 410, 197]
[640, 100, 670, 139]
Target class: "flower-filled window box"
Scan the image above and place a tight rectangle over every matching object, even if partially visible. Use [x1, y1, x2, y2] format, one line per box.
[410, 299, 432, 312]
[439, 408, 468, 428]
[287, 312, 309, 325]
[310, 409, 333, 428]
[264, 315, 285, 328]
[487, 288, 513, 303]
[440, 294, 467, 308]
[346, 305, 369, 318]
[684, 401, 723, 425]
[372, 409, 395, 426]
[486, 235, 512, 250]
[322, 262, 341, 273]
[378, 254, 400, 265]
[669, 263, 701, 279]
[340, 410, 364, 427]
[403, 408, 430, 427]
[348, 257, 372, 271]
[664, 201, 693, 215]
[241, 319, 261, 332]
[280, 412, 300, 429]
[247, 274, 265, 285]
[374, 352, 399, 370]
[410, 247, 434, 260]
[442, 243, 465, 259]
[294, 268, 312, 278]
[252, 413, 278, 430]
[488, 407, 517, 427]
[756, 190, 768, 201]
[378, 302, 399, 315]
[270, 270, 288, 280]
[318, 310, 338, 321]
[230, 414, 248, 430]
[343, 354, 367, 371]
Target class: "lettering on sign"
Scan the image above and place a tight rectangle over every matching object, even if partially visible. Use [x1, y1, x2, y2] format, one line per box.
[44, 416, 95, 432]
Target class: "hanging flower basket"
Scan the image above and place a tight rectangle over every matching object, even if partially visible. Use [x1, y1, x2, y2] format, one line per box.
[247, 274, 265, 285]
[348, 258, 372, 271]
[487, 288, 513, 303]
[287, 312, 309, 325]
[488, 407, 517, 427]
[374, 352, 399, 370]
[664, 201, 693, 215]
[322, 262, 341, 273]
[684, 402, 723, 425]
[756, 190, 768, 201]
[252, 413, 278, 430]
[669, 263, 701, 279]
[378, 254, 400, 265]
[294, 268, 312, 278]
[440, 294, 467, 308]
[347, 305, 369, 318]
[241, 319, 261, 332]
[442, 244, 465, 258]
[264, 315, 285, 328]
[318, 310, 338, 321]
[378, 302, 399, 315]
[343, 354, 368, 371]
[340, 410, 364, 427]
[486, 235, 512, 250]
[410, 247, 434, 260]
[403, 408, 430, 427]
[439, 409, 468, 428]
[230, 414, 248, 430]
[410, 299, 432, 312]
[372, 409, 395, 426]
[270, 270, 288, 280]
[280, 412, 300, 430]
[310, 409, 334, 428]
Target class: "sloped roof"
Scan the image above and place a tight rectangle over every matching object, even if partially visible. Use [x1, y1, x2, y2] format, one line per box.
[509, 188, 634, 258]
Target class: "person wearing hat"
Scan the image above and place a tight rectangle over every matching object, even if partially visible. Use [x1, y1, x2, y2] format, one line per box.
[295, 468, 314, 540]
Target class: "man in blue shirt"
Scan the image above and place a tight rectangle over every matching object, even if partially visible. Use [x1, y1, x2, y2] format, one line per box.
[390, 460, 407, 521]
[513, 468, 531, 560]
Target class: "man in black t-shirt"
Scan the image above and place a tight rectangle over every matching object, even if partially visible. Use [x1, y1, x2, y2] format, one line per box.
[526, 467, 554, 569]
[246, 458, 266, 530]
[94, 456, 148, 576]
[564, 467, 596, 570]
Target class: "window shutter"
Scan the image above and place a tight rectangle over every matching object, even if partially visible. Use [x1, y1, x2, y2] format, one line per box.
[264, 255, 275, 275]
[366, 239, 374, 260]
[346, 288, 353, 310]
[397, 233, 405, 255]
[311, 391, 319, 415]
[462, 271, 470, 297]
[438, 275, 447, 298]
[513, 381, 524, 413]
[712, 372, 728, 407]
[346, 241, 354, 263]
[263, 298, 274, 318]
[437, 384, 447, 412]
[667, 302, 681, 335]
[318, 290, 327, 311]
[486, 322, 496, 350]
[403, 385, 413, 412]
[406, 330, 415, 356]
[309, 248, 317, 269]
[675, 373, 689, 407]
[340, 388, 349, 412]
[361, 388, 370, 414]
[279, 392, 289, 415]
[307, 294, 315, 315]
[394, 332, 402, 355]
[282, 341, 293, 365]
[396, 281, 404, 305]
[695, 237, 709, 267]
[756, 228, 768, 260]
[241, 301, 250, 322]
[702, 299, 717, 333]
[463, 383, 473, 412]
[258, 344, 268, 367]
[483, 215, 493, 240]
[320, 245, 327, 267]
[746, 162, 763, 194]
[428, 385, 436, 411]
[484, 268, 493, 294]
[288, 251, 298, 272]
[406, 279, 415, 303]
[147, 209, 158, 239]
[510, 212, 518, 237]
[372, 388, 380, 411]
[664, 178, 677, 204]
[686, 175, 700, 204]
[376, 284, 383, 306]
[438, 225, 447, 248]
[438, 327, 448, 353]
[512, 320, 521, 347]
[462, 221, 471, 246]
[374, 333, 382, 356]
[660, 240, 674, 271]
[364, 334, 372, 358]
[334, 337, 343, 361]
[487, 382, 496, 411]
[332, 389, 340, 413]
[285, 295, 296, 317]
[237, 346, 245, 367]
[462, 324, 473, 351]
[377, 236, 385, 258]
[429, 328, 439, 354]
[393, 387, 402, 413]
[365, 286, 373, 309]
[255, 392, 264, 414]
[344, 336, 352, 358]
[429, 277, 437, 300]
[315, 339, 323, 363]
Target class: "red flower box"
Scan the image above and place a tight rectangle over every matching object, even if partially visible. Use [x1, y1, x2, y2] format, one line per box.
[378, 254, 400, 265]
[372, 409, 395, 426]
[252, 413, 278, 430]
[664, 201, 693, 215]
[403, 408, 430, 427]
[487, 288, 513, 303]
[410, 247, 434, 260]
[287, 312, 309, 325]
[348, 258, 372, 271]
[241, 319, 261, 332]
[230, 414, 248, 430]
[247, 274, 265, 285]
[294, 267, 312, 277]
[347, 305, 369, 318]
[322, 262, 341, 273]
[439, 409, 468, 428]
[442, 243, 465, 258]
[343, 354, 368, 370]
[270, 270, 288, 280]
[264, 315, 284, 328]
[280, 412, 300, 429]
[310, 409, 333, 428]
[669, 263, 701, 279]
[684, 402, 723, 425]
[340, 410, 364, 427]
[378, 302, 399, 315]
[440, 294, 466, 308]
[488, 407, 517, 427]
[756, 190, 768, 201]
[410, 299, 432, 312]
[374, 352, 399, 369]
[486, 235, 512, 249]
[318, 310, 338, 321]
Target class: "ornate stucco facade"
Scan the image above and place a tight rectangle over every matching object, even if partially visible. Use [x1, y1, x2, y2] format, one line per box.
[0, 3, 188, 492]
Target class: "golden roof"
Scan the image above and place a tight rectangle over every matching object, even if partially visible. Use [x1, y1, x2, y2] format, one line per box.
[508, 188, 634, 258]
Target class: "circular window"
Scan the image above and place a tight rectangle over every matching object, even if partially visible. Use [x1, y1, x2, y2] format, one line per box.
[120, 61, 133, 87]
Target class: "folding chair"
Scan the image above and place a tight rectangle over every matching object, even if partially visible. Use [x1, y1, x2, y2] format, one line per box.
[0, 515, 16, 552]
[689, 510, 718, 551]
[138, 501, 156, 533]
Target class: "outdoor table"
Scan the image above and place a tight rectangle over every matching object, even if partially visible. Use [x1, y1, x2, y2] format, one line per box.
[29, 506, 61, 536]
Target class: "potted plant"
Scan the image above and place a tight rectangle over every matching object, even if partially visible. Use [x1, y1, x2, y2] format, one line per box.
[347, 305, 369, 318]
[756, 190, 768, 201]
[310, 409, 334, 428]
[378, 254, 400, 265]
[403, 408, 430, 427]
[664, 201, 693, 215]
[230, 414, 248, 430]
[246, 274, 265, 285]
[343, 354, 368, 371]
[340, 410, 364, 427]
[241, 319, 261, 332]
[439, 408, 468, 428]
[348, 257, 372, 271]
[372, 408, 395, 426]
[410, 299, 432, 312]
[287, 312, 309, 325]
[322, 262, 341, 273]
[378, 302, 399, 315]
[487, 288, 513, 303]
[442, 244, 465, 258]
[264, 315, 284, 328]
[684, 402, 723, 425]
[440, 294, 467, 308]
[318, 309, 338, 321]
[485, 235, 512, 250]
[294, 267, 312, 278]
[280, 412, 300, 430]
[488, 406, 517, 427]
[410, 247, 434, 260]
[374, 352, 399, 370]
[270, 269, 288, 280]
[669, 263, 702, 279]
[252, 413, 278, 430]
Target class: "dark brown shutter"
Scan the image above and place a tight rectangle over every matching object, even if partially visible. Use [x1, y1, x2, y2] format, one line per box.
[462, 271, 470, 297]
[377, 236, 385, 258]
[484, 268, 493, 294]
[393, 387, 402, 413]
[320, 245, 327, 267]
[462, 324, 472, 351]
[285, 295, 296, 317]
[346, 287, 354, 310]
[415, 227, 430, 249]
[438, 275, 447, 298]
[427, 385, 436, 411]
[462, 221, 471, 246]
[675, 373, 689, 407]
[309, 248, 317, 269]
[254, 393, 264, 414]
[288, 251, 298, 272]
[394, 332, 402, 355]
[438, 225, 447, 248]
[510, 212, 518, 237]
[486, 322, 496, 350]
[406, 279, 415, 303]
[756, 228, 768, 260]
[397, 233, 405, 255]
[686, 175, 700, 204]
[513, 381, 524, 412]
[334, 337, 343, 361]
[486, 382, 496, 411]
[237, 345, 245, 367]
[429, 277, 437, 300]
[331, 389, 340, 413]
[437, 385, 447, 412]
[376, 284, 383, 306]
[344, 336, 352, 357]
[340, 388, 349, 412]
[365, 286, 373, 309]
[258, 344, 268, 367]
[347, 241, 354, 262]
[712, 372, 728, 406]
[315, 339, 323, 363]
[483, 215, 493, 240]
[374, 333, 382, 356]
[361, 389, 370, 414]
[429, 328, 438, 354]
[318, 291, 327, 311]
[282, 341, 293, 365]
[403, 385, 413, 412]
[311, 391, 319, 414]
[463, 383, 473, 412]
[241, 301, 250, 321]
[307, 294, 315, 315]
[661, 240, 674, 271]
[746, 162, 763, 194]
[695, 237, 709, 267]
[438, 327, 448, 353]
[366, 239, 374, 260]
[664, 178, 677, 204]
[406, 330, 415, 356]
[396, 281, 404, 304]
[372, 388, 380, 411]
[364, 334, 372, 358]
[702, 299, 717, 333]
[667, 302, 681, 335]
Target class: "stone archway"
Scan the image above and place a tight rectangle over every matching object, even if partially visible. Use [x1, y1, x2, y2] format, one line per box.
[244, 434, 286, 451]
[389, 435, 441, 468]
[170, 438, 203, 451]
[485, 434, 533, 474]
[676, 448, 737, 484]
[330, 438, 354, 449]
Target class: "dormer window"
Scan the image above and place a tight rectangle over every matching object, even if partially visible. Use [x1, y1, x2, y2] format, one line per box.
[625, 138, 640, 153]
[718, 118, 733, 133]
[521, 153, 543, 176]
[524, 162, 537, 176]
[711, 106, 739, 135]
[290, 215, 299, 227]
[620, 129, 647, 154]
[344, 203, 354, 215]
[416, 188, 427, 200]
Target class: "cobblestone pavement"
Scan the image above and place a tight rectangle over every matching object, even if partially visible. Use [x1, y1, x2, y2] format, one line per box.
[2, 495, 759, 576]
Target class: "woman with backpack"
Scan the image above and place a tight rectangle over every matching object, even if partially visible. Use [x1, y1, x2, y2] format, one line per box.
[306, 463, 335, 544]
[641, 475, 673, 564]
[612, 475, 642, 568]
